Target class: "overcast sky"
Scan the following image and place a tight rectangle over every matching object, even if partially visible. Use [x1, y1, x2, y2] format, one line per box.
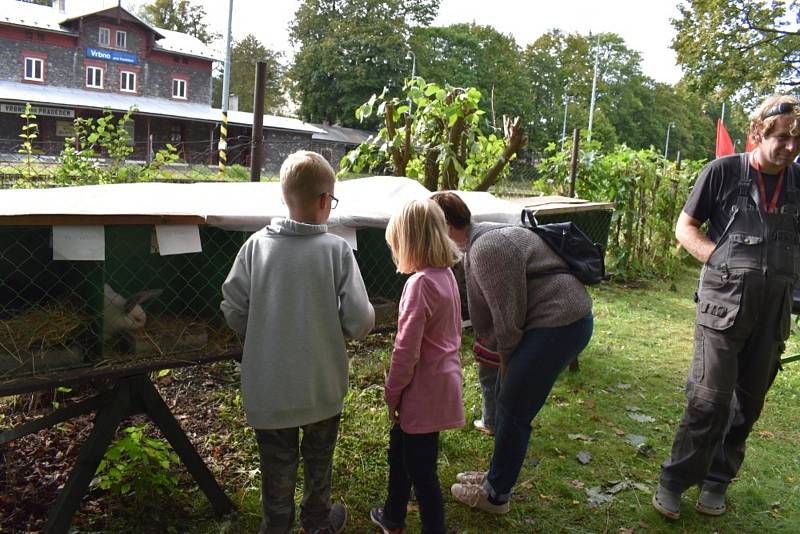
[105, 0, 684, 84]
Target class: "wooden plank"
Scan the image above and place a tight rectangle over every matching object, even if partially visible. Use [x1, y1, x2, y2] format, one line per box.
[0, 214, 208, 226]
[0, 350, 241, 398]
[0, 393, 107, 445]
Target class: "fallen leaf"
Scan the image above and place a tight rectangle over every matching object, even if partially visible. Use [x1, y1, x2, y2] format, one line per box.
[607, 481, 629, 494]
[637, 443, 656, 458]
[617, 383, 631, 389]
[586, 486, 614, 507]
[628, 413, 655, 423]
[625, 405, 641, 412]
[568, 433, 593, 441]
[570, 479, 585, 489]
[577, 451, 592, 465]
[626, 434, 647, 447]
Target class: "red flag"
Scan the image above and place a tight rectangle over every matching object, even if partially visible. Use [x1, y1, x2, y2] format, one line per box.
[745, 132, 755, 153]
[716, 118, 735, 158]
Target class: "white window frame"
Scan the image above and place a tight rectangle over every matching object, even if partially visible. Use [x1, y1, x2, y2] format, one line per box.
[120, 70, 136, 93]
[24, 57, 44, 81]
[115, 30, 127, 50]
[86, 66, 104, 88]
[171, 78, 187, 99]
[98, 27, 110, 47]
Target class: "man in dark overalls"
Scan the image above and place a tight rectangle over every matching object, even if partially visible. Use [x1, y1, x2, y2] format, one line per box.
[652, 95, 800, 520]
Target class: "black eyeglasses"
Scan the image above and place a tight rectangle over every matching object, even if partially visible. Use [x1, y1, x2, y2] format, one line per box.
[764, 102, 799, 119]
[322, 192, 338, 209]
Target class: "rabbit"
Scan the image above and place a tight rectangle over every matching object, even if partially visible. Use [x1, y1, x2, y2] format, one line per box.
[102, 284, 162, 351]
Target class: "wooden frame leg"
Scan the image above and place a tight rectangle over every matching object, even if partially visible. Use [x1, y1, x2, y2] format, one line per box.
[43, 380, 132, 534]
[135, 376, 233, 516]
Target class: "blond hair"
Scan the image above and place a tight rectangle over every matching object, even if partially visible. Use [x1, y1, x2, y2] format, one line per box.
[280, 151, 336, 209]
[749, 94, 800, 141]
[385, 199, 461, 274]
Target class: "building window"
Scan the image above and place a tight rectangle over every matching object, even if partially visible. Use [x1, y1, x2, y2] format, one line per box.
[115, 30, 127, 49]
[172, 78, 187, 99]
[120, 71, 136, 93]
[86, 66, 103, 88]
[24, 57, 44, 81]
[99, 27, 110, 46]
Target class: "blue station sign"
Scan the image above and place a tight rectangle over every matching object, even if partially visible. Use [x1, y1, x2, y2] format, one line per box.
[86, 47, 138, 64]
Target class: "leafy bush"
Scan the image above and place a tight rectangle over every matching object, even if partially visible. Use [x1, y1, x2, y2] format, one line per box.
[537, 136, 706, 279]
[92, 424, 181, 498]
[54, 107, 178, 185]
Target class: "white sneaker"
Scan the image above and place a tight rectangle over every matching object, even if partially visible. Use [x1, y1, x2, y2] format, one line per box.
[473, 419, 495, 435]
[451, 483, 509, 514]
[456, 471, 487, 486]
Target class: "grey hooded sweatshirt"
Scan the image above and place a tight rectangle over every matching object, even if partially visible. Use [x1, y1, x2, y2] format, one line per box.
[221, 218, 374, 429]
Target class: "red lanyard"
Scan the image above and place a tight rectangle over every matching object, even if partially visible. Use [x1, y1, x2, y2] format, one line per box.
[752, 153, 785, 213]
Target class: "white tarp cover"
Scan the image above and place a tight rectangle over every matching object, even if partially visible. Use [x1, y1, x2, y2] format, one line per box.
[0, 176, 521, 231]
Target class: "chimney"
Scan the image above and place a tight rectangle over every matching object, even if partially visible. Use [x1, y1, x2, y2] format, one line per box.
[322, 119, 331, 127]
[228, 94, 239, 112]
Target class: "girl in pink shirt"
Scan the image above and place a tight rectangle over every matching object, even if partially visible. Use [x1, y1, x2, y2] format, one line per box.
[370, 199, 464, 534]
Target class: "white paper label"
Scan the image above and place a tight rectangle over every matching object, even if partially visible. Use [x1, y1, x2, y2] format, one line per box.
[52, 226, 105, 261]
[155, 225, 202, 256]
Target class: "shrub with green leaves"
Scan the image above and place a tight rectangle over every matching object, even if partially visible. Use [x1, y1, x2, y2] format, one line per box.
[56, 107, 178, 185]
[537, 137, 705, 279]
[92, 424, 181, 498]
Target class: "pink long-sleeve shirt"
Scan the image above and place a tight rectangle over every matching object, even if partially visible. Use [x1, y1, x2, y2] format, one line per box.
[384, 267, 464, 434]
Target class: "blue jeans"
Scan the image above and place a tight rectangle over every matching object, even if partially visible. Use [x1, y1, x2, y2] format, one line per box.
[484, 314, 593, 502]
[478, 363, 499, 430]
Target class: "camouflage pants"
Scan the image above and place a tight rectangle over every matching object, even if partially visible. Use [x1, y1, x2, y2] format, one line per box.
[255, 413, 341, 534]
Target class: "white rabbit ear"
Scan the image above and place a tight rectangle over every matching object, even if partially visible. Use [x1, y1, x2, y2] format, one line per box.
[124, 289, 163, 313]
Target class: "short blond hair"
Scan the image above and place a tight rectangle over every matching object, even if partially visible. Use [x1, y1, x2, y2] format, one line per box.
[749, 94, 800, 140]
[280, 151, 336, 209]
[385, 199, 461, 274]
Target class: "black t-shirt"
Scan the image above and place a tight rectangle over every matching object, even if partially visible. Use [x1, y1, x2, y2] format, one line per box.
[683, 154, 798, 242]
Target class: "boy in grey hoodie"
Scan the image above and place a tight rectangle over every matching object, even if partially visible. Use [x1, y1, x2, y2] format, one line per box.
[221, 151, 374, 534]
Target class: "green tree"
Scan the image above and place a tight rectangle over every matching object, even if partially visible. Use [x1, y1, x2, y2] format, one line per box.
[288, 0, 440, 127]
[216, 34, 286, 114]
[341, 78, 527, 191]
[521, 31, 645, 153]
[521, 30, 718, 161]
[139, 0, 220, 45]
[409, 23, 531, 131]
[672, 0, 800, 104]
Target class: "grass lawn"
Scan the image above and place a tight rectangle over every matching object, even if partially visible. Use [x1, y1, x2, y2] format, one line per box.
[36, 265, 800, 532]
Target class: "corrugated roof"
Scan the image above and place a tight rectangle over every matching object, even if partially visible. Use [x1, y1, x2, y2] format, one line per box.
[0, 80, 326, 134]
[312, 124, 374, 145]
[0, 0, 219, 61]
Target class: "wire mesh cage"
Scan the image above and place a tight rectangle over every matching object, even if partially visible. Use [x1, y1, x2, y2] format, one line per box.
[0, 223, 249, 389]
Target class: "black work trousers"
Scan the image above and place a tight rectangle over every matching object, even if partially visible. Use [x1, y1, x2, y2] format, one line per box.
[660, 271, 787, 494]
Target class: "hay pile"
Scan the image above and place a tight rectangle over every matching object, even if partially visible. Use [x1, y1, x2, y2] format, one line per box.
[0, 303, 88, 377]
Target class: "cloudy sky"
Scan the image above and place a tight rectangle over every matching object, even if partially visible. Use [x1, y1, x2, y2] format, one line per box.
[101, 0, 684, 84]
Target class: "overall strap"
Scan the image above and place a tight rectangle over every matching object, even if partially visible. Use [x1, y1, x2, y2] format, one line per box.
[736, 152, 751, 209]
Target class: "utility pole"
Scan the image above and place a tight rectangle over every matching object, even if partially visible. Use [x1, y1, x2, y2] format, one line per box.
[664, 122, 675, 160]
[560, 97, 570, 152]
[218, 0, 234, 176]
[587, 32, 600, 142]
[406, 51, 416, 114]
